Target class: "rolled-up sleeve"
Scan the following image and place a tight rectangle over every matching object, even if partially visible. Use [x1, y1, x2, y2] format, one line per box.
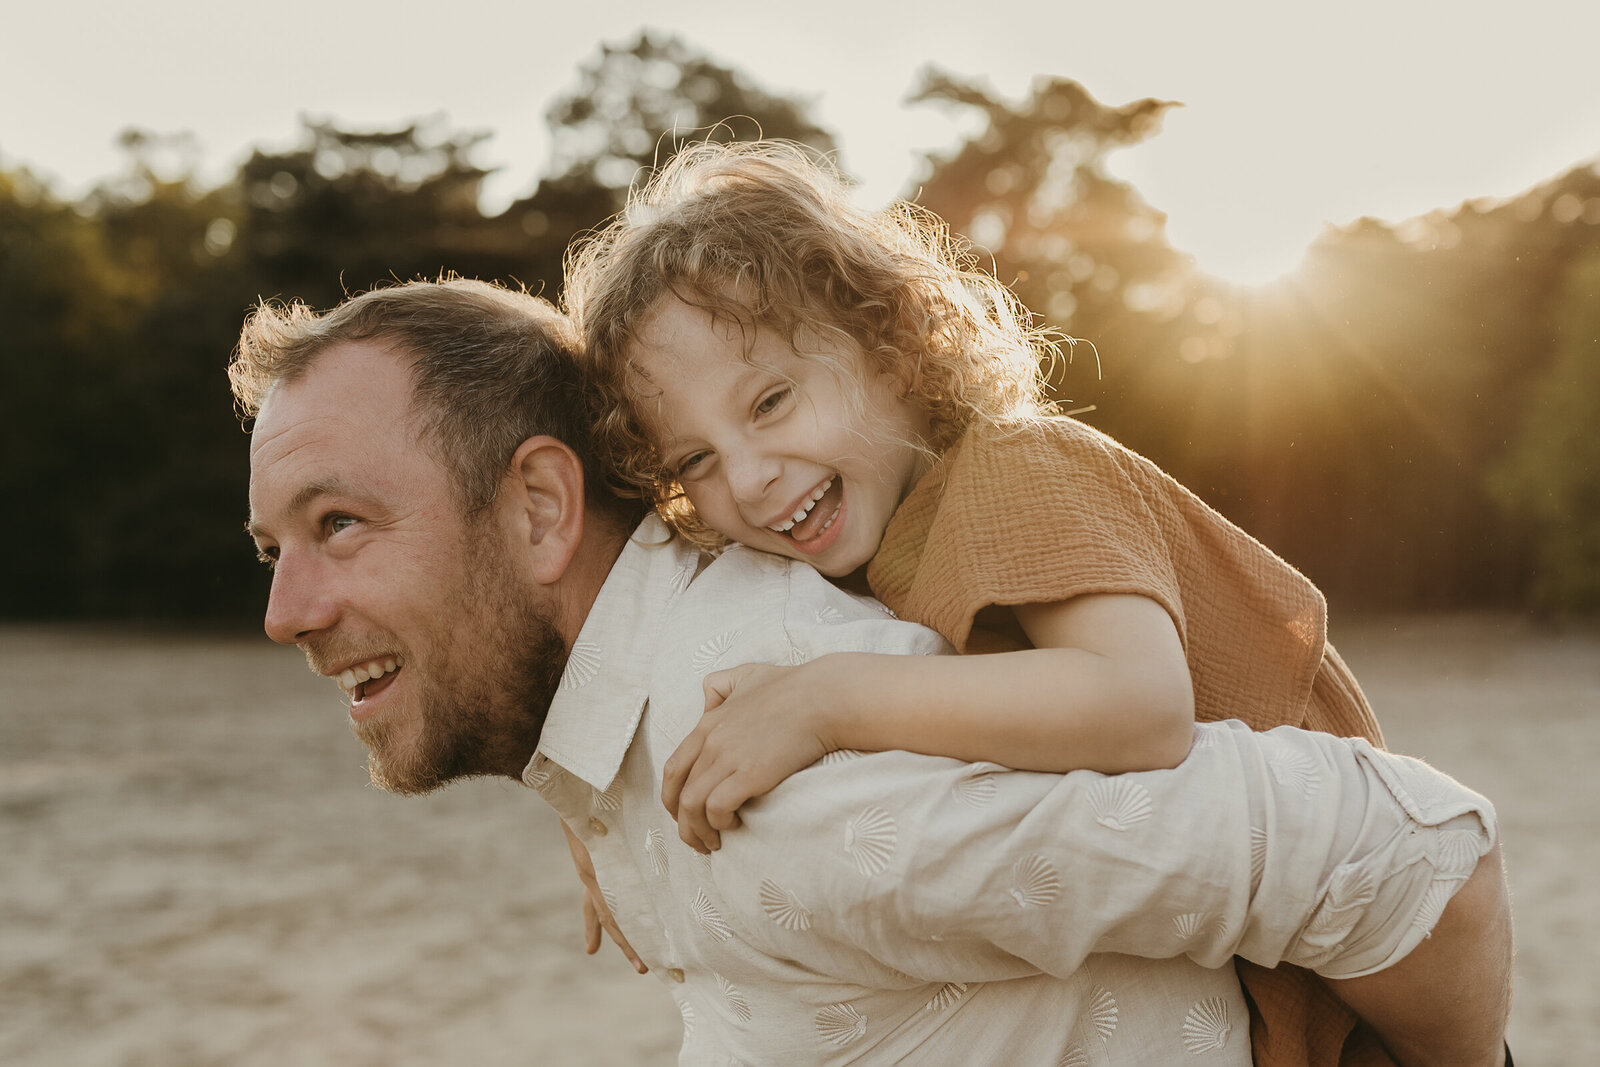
[713, 719, 1495, 985]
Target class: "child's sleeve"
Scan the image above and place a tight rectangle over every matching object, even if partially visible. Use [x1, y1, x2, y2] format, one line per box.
[870, 418, 1187, 653]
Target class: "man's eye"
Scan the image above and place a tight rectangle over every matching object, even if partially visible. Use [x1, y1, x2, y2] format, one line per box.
[255, 547, 279, 570]
[326, 515, 359, 535]
[755, 388, 791, 416]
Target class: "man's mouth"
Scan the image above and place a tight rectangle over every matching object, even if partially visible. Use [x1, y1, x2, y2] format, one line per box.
[336, 655, 405, 703]
[768, 477, 843, 542]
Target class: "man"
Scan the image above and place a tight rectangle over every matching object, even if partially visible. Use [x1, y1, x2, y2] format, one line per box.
[238, 279, 1511, 1065]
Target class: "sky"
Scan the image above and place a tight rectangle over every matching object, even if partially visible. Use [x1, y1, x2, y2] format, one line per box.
[4, 0, 1598, 284]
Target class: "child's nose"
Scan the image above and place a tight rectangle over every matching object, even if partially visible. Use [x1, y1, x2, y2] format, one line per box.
[726, 452, 781, 504]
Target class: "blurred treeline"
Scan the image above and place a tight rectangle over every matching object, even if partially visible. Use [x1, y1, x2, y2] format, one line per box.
[2, 34, 1597, 621]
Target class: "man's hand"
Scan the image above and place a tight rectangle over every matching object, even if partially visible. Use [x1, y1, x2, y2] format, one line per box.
[561, 820, 646, 974]
[660, 661, 835, 853]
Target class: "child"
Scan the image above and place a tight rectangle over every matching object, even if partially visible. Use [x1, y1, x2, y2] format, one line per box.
[564, 141, 1386, 1064]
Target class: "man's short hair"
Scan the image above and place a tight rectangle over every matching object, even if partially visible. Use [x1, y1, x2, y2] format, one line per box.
[231, 278, 642, 524]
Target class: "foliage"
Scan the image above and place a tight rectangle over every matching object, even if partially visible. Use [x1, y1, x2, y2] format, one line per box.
[908, 77, 1599, 611]
[909, 71, 1205, 400]
[1488, 248, 1600, 612]
[0, 36, 838, 619]
[1, 37, 1596, 619]
[0, 170, 142, 614]
[508, 32, 842, 299]
[546, 32, 838, 202]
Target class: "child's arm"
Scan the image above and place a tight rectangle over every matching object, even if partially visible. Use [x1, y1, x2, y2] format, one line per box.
[661, 592, 1195, 852]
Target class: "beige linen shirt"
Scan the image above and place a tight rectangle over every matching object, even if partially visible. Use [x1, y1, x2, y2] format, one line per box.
[528, 518, 1495, 1065]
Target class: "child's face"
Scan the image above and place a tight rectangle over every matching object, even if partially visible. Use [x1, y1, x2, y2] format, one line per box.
[628, 296, 930, 577]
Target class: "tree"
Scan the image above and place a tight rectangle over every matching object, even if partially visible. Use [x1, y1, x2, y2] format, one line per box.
[60, 140, 265, 616]
[544, 32, 838, 205]
[0, 39, 844, 620]
[909, 70, 1204, 374]
[1488, 247, 1600, 612]
[517, 33, 840, 302]
[0, 168, 140, 614]
[901, 71, 1588, 610]
[230, 117, 533, 309]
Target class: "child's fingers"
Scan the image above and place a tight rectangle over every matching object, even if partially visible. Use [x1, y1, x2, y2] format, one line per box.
[676, 793, 721, 852]
[674, 804, 717, 853]
[661, 729, 706, 819]
[660, 762, 685, 821]
[702, 663, 759, 711]
[703, 668, 735, 711]
[675, 760, 725, 853]
[704, 775, 752, 832]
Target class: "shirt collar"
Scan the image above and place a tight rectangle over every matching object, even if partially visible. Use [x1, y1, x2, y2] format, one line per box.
[526, 515, 702, 792]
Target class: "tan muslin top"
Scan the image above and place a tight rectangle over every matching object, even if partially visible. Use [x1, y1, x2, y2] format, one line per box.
[866, 416, 1390, 1067]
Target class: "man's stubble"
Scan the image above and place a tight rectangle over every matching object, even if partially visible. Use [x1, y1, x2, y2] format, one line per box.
[328, 522, 567, 796]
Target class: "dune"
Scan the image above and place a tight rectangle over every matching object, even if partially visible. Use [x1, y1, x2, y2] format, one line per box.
[1, 615, 1593, 1063]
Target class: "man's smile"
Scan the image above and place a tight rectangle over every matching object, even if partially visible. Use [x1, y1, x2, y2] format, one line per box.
[334, 654, 406, 713]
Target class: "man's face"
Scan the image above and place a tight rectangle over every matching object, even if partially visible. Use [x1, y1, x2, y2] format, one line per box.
[247, 340, 565, 794]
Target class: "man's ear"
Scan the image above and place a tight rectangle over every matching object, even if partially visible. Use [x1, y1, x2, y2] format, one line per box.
[507, 436, 586, 585]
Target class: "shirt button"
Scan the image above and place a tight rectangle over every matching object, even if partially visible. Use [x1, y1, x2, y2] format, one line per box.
[666, 968, 686, 983]
[587, 817, 608, 836]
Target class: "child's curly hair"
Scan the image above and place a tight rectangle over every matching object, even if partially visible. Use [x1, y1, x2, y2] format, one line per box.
[563, 139, 1057, 548]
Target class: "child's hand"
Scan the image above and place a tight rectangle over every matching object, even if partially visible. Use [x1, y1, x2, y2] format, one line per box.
[561, 819, 647, 974]
[661, 661, 834, 853]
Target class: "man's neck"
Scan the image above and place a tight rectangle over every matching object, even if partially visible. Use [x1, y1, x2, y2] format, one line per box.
[551, 510, 633, 647]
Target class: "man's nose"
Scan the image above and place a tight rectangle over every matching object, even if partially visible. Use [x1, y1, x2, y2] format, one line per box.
[725, 451, 781, 505]
[262, 553, 338, 645]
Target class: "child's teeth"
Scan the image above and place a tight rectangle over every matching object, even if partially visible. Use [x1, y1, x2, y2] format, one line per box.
[770, 478, 834, 533]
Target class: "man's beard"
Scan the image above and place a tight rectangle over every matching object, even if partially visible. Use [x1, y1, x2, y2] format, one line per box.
[351, 538, 567, 796]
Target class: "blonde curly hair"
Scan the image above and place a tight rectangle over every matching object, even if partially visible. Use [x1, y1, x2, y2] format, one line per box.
[563, 139, 1057, 548]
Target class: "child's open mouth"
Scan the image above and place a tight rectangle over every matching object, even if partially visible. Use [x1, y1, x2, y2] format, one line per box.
[769, 477, 844, 543]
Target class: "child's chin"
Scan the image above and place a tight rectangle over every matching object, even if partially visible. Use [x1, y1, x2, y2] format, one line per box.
[808, 552, 867, 579]
[772, 537, 826, 569]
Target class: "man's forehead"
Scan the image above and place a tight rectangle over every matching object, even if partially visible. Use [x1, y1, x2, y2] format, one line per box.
[248, 342, 428, 514]
[258, 340, 413, 418]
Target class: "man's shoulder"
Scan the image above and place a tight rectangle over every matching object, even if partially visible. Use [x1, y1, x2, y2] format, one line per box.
[683, 544, 901, 626]
[658, 543, 949, 673]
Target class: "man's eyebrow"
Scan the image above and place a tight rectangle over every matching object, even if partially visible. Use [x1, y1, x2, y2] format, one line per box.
[245, 478, 357, 540]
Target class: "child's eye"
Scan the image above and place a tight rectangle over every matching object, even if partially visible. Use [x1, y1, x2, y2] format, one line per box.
[676, 451, 711, 477]
[754, 387, 791, 416]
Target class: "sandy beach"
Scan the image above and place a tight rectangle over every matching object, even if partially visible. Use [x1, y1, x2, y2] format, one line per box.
[2, 615, 1595, 1064]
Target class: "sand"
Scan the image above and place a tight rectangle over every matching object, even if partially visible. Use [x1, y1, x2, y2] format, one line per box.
[1, 615, 1595, 1064]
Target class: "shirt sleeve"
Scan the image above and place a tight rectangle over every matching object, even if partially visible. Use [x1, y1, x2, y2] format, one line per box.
[871, 418, 1191, 652]
[711, 719, 1496, 985]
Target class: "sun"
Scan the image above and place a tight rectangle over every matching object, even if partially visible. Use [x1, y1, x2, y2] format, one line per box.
[1165, 211, 1318, 288]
